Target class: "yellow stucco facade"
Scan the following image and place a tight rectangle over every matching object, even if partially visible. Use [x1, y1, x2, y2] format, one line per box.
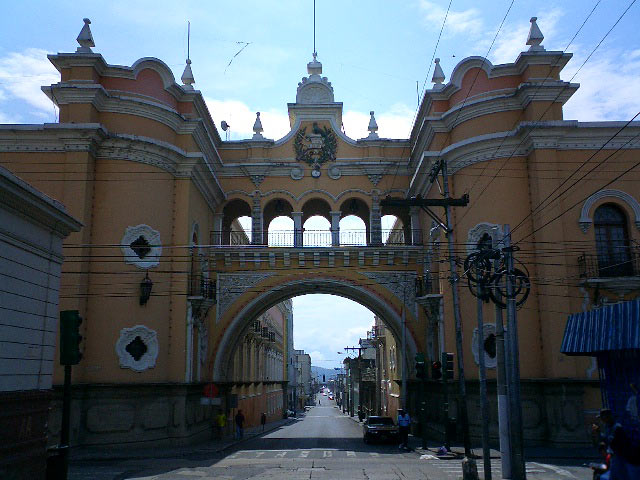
[1, 20, 639, 448]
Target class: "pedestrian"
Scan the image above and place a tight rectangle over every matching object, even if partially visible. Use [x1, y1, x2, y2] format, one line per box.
[398, 408, 411, 450]
[235, 409, 245, 440]
[261, 412, 267, 432]
[358, 406, 364, 422]
[591, 408, 640, 479]
[215, 410, 227, 439]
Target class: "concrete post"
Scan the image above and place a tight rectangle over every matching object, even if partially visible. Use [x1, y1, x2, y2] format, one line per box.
[330, 211, 341, 246]
[251, 194, 263, 245]
[292, 212, 303, 247]
[370, 193, 382, 245]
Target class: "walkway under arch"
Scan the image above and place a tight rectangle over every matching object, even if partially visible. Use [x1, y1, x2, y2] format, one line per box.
[212, 276, 419, 382]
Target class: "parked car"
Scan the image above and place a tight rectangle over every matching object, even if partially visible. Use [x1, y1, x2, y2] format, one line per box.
[363, 416, 399, 444]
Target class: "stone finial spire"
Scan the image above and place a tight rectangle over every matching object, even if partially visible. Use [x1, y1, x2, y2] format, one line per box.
[527, 17, 545, 51]
[367, 111, 379, 139]
[432, 58, 445, 87]
[307, 52, 323, 76]
[252, 112, 265, 139]
[76, 18, 95, 53]
[181, 58, 195, 89]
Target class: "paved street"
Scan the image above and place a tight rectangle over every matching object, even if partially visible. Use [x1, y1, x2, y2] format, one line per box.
[70, 396, 593, 479]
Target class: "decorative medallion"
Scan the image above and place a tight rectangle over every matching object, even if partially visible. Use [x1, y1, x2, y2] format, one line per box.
[290, 166, 304, 180]
[121, 224, 162, 269]
[466, 223, 502, 255]
[328, 166, 341, 180]
[294, 122, 337, 167]
[250, 175, 265, 187]
[115, 325, 158, 372]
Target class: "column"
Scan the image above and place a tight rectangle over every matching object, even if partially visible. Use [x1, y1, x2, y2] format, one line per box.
[251, 193, 263, 245]
[292, 211, 303, 247]
[410, 206, 422, 245]
[212, 213, 223, 245]
[330, 211, 341, 246]
[370, 194, 382, 245]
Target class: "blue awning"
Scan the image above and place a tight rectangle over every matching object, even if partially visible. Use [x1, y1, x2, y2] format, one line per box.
[561, 298, 640, 355]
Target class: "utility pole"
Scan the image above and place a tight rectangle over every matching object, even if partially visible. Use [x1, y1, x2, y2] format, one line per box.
[344, 346, 365, 418]
[380, 162, 472, 459]
[492, 231, 512, 479]
[440, 160, 472, 458]
[503, 225, 526, 480]
[476, 283, 491, 480]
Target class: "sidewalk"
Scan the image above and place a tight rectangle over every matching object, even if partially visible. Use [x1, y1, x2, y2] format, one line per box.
[338, 406, 596, 462]
[69, 416, 295, 462]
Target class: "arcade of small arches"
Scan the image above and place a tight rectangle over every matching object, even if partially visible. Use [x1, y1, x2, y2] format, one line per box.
[212, 192, 425, 247]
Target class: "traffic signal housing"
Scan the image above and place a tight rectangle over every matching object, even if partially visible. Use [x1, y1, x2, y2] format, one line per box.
[415, 353, 426, 379]
[60, 310, 83, 365]
[431, 360, 442, 380]
[442, 352, 454, 381]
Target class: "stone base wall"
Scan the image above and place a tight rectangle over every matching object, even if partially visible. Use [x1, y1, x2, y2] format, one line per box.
[415, 378, 598, 448]
[0, 390, 51, 480]
[47, 383, 214, 449]
[233, 383, 287, 428]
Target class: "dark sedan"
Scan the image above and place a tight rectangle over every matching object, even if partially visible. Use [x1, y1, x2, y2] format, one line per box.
[362, 416, 399, 443]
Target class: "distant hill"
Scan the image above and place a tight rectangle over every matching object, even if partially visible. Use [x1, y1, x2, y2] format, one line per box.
[311, 365, 339, 383]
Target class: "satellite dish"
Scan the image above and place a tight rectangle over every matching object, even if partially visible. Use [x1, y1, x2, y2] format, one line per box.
[221, 120, 230, 131]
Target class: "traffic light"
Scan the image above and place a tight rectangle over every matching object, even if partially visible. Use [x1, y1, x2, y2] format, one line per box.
[431, 360, 442, 380]
[60, 310, 83, 365]
[415, 353, 426, 379]
[442, 352, 454, 381]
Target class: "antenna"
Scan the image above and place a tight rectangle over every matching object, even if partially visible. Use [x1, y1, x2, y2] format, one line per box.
[313, 0, 316, 56]
[187, 21, 190, 60]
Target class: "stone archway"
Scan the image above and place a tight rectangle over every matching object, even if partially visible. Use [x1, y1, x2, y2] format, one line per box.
[212, 276, 418, 382]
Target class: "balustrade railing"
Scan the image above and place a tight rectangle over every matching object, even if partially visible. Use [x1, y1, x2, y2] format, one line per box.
[188, 274, 216, 300]
[209, 228, 423, 247]
[578, 246, 640, 279]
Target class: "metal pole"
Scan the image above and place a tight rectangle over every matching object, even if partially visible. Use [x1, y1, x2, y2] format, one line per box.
[503, 224, 526, 480]
[59, 365, 72, 480]
[441, 159, 472, 456]
[401, 303, 407, 410]
[477, 289, 491, 480]
[421, 375, 427, 450]
[493, 250, 512, 479]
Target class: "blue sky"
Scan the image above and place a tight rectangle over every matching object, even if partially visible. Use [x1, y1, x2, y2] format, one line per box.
[2, 0, 639, 367]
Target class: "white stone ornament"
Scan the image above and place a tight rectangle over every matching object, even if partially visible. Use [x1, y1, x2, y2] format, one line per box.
[121, 224, 162, 269]
[466, 222, 503, 254]
[527, 17, 545, 51]
[115, 325, 158, 372]
[76, 18, 95, 53]
[252, 112, 265, 140]
[367, 111, 379, 139]
[181, 59, 195, 89]
[472, 323, 498, 369]
[432, 58, 445, 87]
[296, 53, 335, 104]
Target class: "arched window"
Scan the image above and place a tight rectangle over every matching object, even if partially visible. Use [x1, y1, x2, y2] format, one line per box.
[594, 203, 632, 277]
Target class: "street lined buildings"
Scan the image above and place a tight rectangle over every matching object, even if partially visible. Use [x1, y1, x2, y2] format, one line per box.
[1, 13, 639, 479]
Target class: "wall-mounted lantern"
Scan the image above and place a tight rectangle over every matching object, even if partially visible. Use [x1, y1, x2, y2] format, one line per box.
[140, 272, 153, 305]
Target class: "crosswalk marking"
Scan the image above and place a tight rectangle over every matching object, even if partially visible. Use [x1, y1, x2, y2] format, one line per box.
[369, 452, 379, 457]
[299, 450, 310, 458]
[347, 451, 356, 457]
[254, 452, 265, 457]
[323, 450, 333, 458]
[275, 451, 287, 458]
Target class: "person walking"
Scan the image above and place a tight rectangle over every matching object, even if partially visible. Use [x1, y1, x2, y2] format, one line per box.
[260, 412, 267, 432]
[592, 408, 640, 479]
[235, 409, 245, 440]
[215, 410, 227, 439]
[398, 408, 411, 450]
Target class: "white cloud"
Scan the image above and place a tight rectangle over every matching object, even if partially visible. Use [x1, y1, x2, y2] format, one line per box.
[418, 0, 483, 36]
[563, 47, 640, 121]
[488, 10, 564, 65]
[0, 48, 58, 116]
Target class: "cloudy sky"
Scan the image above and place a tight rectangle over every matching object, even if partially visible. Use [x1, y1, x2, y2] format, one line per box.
[2, 0, 639, 367]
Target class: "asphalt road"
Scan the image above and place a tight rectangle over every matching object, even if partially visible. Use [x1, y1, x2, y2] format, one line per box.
[69, 395, 593, 479]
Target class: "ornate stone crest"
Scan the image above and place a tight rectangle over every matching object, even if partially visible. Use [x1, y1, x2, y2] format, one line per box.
[294, 123, 337, 167]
